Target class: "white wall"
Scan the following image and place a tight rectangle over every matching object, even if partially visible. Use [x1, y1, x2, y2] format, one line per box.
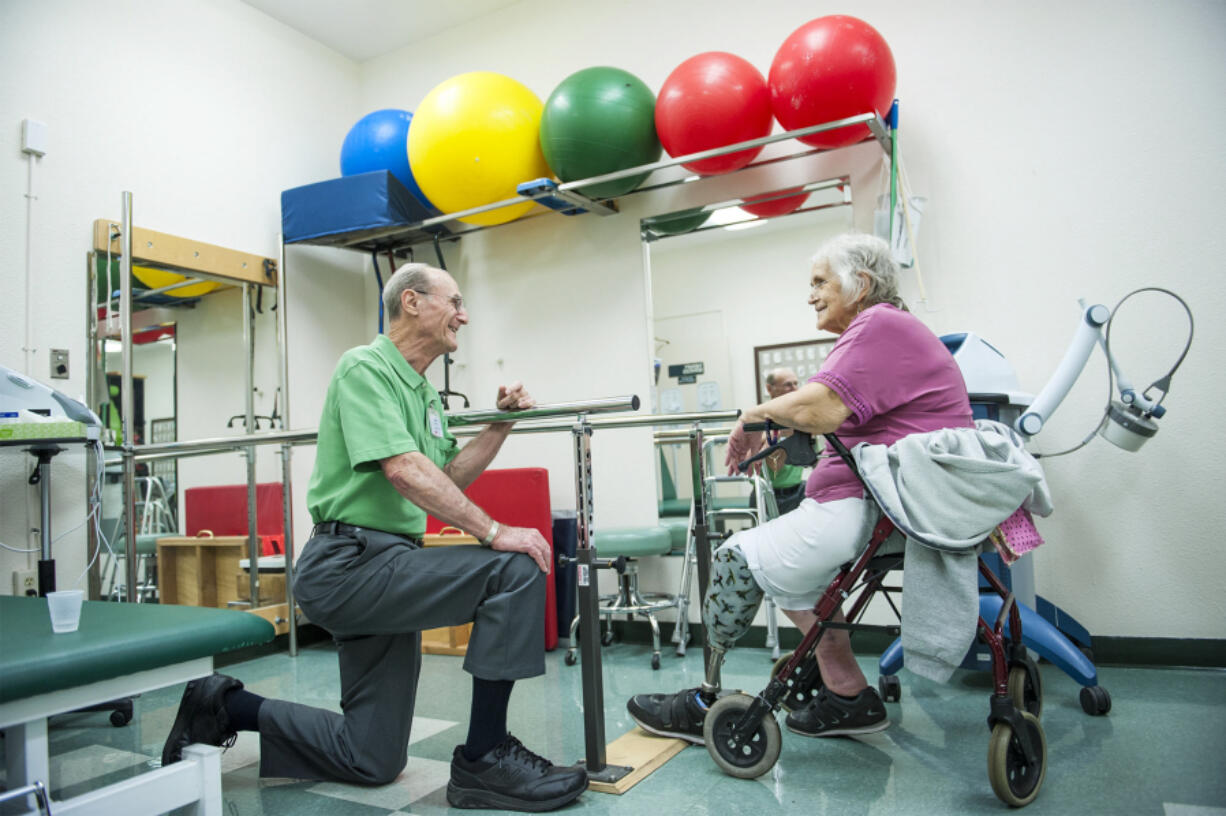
[3, 0, 1223, 643]
[0, 0, 368, 591]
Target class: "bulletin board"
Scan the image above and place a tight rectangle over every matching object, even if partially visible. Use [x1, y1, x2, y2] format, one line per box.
[753, 339, 836, 403]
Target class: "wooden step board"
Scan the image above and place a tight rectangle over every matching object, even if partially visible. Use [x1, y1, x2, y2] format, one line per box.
[588, 727, 688, 795]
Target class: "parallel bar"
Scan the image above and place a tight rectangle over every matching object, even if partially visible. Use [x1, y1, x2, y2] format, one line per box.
[446, 396, 640, 427]
[116, 409, 741, 465]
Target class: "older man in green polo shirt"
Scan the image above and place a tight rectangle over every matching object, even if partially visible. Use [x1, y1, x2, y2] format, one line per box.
[161, 263, 588, 812]
[762, 367, 807, 514]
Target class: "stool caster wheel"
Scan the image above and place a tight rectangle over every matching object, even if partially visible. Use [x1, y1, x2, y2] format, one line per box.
[600, 631, 615, 647]
[110, 709, 131, 727]
[651, 653, 661, 670]
[878, 674, 902, 703]
[1079, 685, 1111, 716]
[564, 651, 578, 666]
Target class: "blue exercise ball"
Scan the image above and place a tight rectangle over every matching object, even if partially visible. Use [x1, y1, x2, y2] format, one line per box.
[340, 109, 436, 212]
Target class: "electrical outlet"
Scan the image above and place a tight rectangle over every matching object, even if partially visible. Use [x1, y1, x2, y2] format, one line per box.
[50, 349, 69, 379]
[12, 569, 38, 597]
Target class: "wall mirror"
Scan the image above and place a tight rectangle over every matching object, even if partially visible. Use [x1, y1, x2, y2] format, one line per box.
[644, 176, 854, 507]
[91, 255, 187, 590]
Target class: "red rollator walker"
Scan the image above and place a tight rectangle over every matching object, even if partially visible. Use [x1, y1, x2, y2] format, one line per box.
[704, 422, 1048, 808]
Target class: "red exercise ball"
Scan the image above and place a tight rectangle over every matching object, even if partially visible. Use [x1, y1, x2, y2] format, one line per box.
[769, 15, 896, 149]
[740, 187, 808, 217]
[655, 52, 773, 176]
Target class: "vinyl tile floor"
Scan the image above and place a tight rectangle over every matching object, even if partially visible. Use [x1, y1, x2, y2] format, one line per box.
[5, 636, 1225, 815]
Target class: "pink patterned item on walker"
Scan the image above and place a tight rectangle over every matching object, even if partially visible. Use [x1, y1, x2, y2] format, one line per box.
[989, 507, 1045, 565]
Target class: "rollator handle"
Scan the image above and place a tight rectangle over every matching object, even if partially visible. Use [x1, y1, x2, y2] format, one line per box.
[737, 420, 819, 471]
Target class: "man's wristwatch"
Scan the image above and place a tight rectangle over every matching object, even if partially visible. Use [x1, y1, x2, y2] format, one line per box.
[480, 520, 500, 548]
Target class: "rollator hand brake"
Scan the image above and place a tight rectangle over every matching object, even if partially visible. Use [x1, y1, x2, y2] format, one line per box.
[738, 421, 819, 472]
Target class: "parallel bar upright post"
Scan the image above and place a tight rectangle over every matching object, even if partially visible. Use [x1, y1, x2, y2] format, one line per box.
[277, 236, 298, 655]
[572, 415, 607, 772]
[243, 283, 259, 609]
[120, 191, 138, 604]
[688, 425, 713, 671]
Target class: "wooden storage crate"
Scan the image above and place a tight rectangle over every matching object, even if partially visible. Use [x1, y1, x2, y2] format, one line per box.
[421, 531, 479, 655]
[157, 534, 291, 635]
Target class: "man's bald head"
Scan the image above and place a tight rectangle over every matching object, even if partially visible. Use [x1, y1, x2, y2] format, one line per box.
[764, 367, 800, 399]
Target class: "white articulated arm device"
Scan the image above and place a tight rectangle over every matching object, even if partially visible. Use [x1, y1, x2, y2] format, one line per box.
[1015, 290, 1193, 453]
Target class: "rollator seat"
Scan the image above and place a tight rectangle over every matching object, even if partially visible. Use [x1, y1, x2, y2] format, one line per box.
[593, 526, 672, 558]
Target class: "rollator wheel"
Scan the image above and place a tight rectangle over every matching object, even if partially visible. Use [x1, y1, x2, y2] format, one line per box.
[878, 674, 902, 703]
[110, 709, 132, 727]
[703, 693, 782, 780]
[651, 653, 661, 670]
[563, 651, 578, 666]
[1079, 685, 1111, 716]
[987, 711, 1047, 808]
[770, 650, 823, 712]
[601, 630, 616, 647]
[1007, 660, 1043, 718]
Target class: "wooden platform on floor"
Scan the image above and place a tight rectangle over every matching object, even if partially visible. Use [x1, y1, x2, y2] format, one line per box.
[588, 727, 688, 795]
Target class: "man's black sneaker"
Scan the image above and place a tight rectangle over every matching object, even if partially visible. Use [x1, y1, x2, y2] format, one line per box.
[626, 687, 710, 745]
[161, 673, 243, 766]
[785, 686, 889, 738]
[447, 734, 587, 812]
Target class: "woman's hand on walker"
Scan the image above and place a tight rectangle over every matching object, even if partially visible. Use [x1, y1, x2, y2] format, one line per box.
[725, 420, 766, 476]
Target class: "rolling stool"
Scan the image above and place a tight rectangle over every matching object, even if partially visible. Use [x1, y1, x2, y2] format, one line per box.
[565, 526, 675, 670]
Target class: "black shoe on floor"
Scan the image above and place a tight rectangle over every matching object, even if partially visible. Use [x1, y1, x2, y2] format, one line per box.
[447, 734, 588, 812]
[626, 687, 710, 745]
[161, 673, 243, 766]
[785, 686, 889, 738]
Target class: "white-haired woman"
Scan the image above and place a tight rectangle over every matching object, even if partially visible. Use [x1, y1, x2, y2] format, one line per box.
[629, 233, 973, 743]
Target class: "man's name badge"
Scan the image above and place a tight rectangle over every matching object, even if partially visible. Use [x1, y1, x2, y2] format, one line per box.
[427, 407, 444, 438]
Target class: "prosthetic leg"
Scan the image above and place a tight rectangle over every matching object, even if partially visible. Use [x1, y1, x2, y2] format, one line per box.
[699, 543, 764, 702]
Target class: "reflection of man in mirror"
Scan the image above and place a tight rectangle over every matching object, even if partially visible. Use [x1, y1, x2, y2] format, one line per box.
[762, 367, 806, 514]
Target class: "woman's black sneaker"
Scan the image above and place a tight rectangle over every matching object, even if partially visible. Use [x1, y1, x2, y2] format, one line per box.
[785, 686, 889, 737]
[447, 734, 587, 812]
[626, 687, 709, 745]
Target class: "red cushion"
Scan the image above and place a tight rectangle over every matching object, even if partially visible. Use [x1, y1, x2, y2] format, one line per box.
[184, 483, 285, 538]
[426, 468, 557, 651]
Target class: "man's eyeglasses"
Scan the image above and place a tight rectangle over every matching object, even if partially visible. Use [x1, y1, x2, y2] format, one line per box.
[413, 290, 465, 311]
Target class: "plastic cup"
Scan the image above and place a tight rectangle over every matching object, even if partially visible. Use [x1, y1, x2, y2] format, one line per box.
[47, 589, 84, 633]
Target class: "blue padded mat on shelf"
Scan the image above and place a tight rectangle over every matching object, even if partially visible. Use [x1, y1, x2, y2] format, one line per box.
[281, 170, 446, 245]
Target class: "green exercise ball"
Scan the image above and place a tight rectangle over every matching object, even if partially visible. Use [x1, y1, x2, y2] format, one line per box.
[540, 66, 662, 199]
[643, 207, 710, 236]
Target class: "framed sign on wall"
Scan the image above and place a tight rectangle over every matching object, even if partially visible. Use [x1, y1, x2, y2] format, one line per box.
[753, 339, 836, 403]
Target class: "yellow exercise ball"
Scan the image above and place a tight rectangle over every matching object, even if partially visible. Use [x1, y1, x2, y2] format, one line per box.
[131, 265, 222, 298]
[408, 72, 551, 227]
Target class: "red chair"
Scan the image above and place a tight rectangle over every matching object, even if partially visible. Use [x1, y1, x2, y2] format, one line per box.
[426, 468, 558, 651]
[183, 483, 285, 556]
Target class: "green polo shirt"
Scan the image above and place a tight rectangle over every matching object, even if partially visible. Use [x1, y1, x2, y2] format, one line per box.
[307, 335, 459, 535]
[767, 461, 804, 491]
